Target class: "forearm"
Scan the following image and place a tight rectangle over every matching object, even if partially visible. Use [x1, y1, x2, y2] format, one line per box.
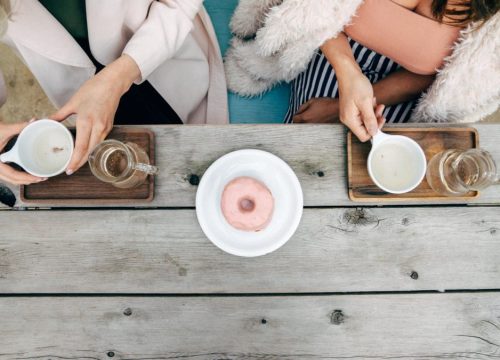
[123, 0, 202, 82]
[99, 54, 141, 96]
[321, 33, 435, 106]
[372, 68, 435, 106]
[320, 33, 362, 84]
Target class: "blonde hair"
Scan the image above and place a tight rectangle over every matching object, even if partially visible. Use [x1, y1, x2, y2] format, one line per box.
[0, 0, 10, 36]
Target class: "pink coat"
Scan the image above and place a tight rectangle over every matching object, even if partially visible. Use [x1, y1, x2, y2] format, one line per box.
[0, 0, 228, 124]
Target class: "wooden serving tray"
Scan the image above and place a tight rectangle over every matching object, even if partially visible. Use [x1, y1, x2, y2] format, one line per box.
[347, 127, 479, 202]
[20, 128, 155, 204]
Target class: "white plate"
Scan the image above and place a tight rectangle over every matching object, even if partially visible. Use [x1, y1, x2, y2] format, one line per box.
[196, 149, 303, 257]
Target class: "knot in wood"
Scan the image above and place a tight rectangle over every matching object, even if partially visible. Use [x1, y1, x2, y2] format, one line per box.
[123, 308, 132, 316]
[188, 174, 200, 186]
[343, 208, 379, 227]
[331, 310, 344, 325]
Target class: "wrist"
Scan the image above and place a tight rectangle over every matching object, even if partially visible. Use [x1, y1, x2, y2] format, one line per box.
[334, 55, 362, 83]
[101, 55, 141, 95]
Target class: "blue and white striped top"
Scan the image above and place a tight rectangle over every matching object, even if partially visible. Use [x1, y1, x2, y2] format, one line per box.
[284, 38, 416, 124]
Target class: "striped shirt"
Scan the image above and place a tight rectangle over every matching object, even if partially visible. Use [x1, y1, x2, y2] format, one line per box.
[284, 38, 416, 123]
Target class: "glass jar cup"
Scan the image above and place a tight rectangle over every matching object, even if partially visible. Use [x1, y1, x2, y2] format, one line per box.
[88, 139, 158, 189]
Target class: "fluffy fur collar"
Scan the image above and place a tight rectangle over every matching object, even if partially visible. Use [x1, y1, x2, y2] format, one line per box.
[225, 0, 500, 123]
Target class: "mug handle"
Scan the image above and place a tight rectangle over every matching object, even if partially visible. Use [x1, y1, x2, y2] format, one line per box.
[370, 130, 390, 147]
[0, 146, 20, 164]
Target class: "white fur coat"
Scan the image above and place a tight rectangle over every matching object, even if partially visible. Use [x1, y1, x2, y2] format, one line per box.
[225, 0, 500, 123]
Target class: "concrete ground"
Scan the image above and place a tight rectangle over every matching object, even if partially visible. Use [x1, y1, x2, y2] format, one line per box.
[0, 44, 56, 123]
[0, 44, 498, 124]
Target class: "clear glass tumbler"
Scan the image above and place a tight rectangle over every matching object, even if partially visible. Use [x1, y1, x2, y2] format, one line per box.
[426, 149, 499, 196]
[88, 139, 158, 189]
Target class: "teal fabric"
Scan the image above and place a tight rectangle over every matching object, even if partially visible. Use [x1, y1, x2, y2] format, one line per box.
[204, 0, 290, 124]
[42, 0, 291, 124]
[40, 0, 87, 40]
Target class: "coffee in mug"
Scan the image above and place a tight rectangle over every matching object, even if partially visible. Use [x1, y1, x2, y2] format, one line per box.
[367, 131, 427, 194]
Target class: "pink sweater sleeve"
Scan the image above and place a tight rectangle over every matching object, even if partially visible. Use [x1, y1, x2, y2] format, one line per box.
[123, 0, 203, 83]
[344, 0, 461, 75]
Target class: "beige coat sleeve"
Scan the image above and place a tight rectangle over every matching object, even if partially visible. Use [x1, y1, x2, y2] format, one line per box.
[122, 0, 204, 83]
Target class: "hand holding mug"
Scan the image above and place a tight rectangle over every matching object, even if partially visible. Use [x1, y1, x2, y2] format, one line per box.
[0, 121, 46, 185]
[338, 70, 385, 142]
[51, 54, 141, 175]
[0, 119, 74, 184]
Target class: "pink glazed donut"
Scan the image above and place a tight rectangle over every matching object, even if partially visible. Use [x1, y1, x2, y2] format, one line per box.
[221, 177, 274, 232]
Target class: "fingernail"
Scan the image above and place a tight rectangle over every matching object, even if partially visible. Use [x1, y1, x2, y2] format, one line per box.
[29, 118, 36, 123]
[66, 169, 73, 175]
[40, 177, 48, 181]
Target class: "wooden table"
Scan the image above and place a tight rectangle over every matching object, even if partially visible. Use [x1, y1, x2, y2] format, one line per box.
[1, 124, 499, 359]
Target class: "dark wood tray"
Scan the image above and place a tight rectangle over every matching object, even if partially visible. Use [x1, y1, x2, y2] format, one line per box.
[21, 128, 155, 204]
[347, 127, 479, 202]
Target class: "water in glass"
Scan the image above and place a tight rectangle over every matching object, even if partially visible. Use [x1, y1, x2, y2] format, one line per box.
[426, 149, 499, 196]
[88, 140, 158, 189]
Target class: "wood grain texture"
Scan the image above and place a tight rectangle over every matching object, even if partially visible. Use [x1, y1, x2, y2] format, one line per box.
[348, 127, 479, 201]
[0, 293, 499, 359]
[1, 207, 499, 293]
[20, 128, 155, 203]
[2, 123, 500, 209]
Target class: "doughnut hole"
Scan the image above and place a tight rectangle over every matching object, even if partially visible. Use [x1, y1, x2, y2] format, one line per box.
[239, 197, 256, 212]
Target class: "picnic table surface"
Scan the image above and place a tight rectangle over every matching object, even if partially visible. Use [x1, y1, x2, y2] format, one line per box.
[1, 123, 500, 359]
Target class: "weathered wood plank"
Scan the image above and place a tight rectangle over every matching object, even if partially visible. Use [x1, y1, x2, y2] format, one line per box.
[3, 123, 500, 209]
[0, 293, 499, 359]
[1, 207, 499, 293]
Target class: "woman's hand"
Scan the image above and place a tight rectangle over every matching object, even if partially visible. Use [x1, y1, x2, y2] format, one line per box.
[321, 33, 381, 141]
[51, 54, 141, 175]
[338, 67, 381, 141]
[293, 96, 385, 131]
[0, 121, 47, 185]
[293, 98, 340, 123]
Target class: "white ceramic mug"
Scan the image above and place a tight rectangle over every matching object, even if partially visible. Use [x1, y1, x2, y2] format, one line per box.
[0, 119, 74, 177]
[367, 131, 427, 194]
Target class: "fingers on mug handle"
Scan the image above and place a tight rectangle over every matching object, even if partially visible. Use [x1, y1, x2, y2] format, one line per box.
[374, 104, 386, 129]
[0, 163, 46, 185]
[5, 121, 31, 136]
[0, 121, 30, 149]
[66, 119, 92, 175]
[375, 104, 385, 118]
[352, 124, 371, 142]
[360, 100, 378, 137]
[377, 116, 387, 129]
[340, 105, 370, 142]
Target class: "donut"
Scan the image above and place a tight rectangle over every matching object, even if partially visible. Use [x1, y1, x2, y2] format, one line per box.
[221, 176, 274, 232]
